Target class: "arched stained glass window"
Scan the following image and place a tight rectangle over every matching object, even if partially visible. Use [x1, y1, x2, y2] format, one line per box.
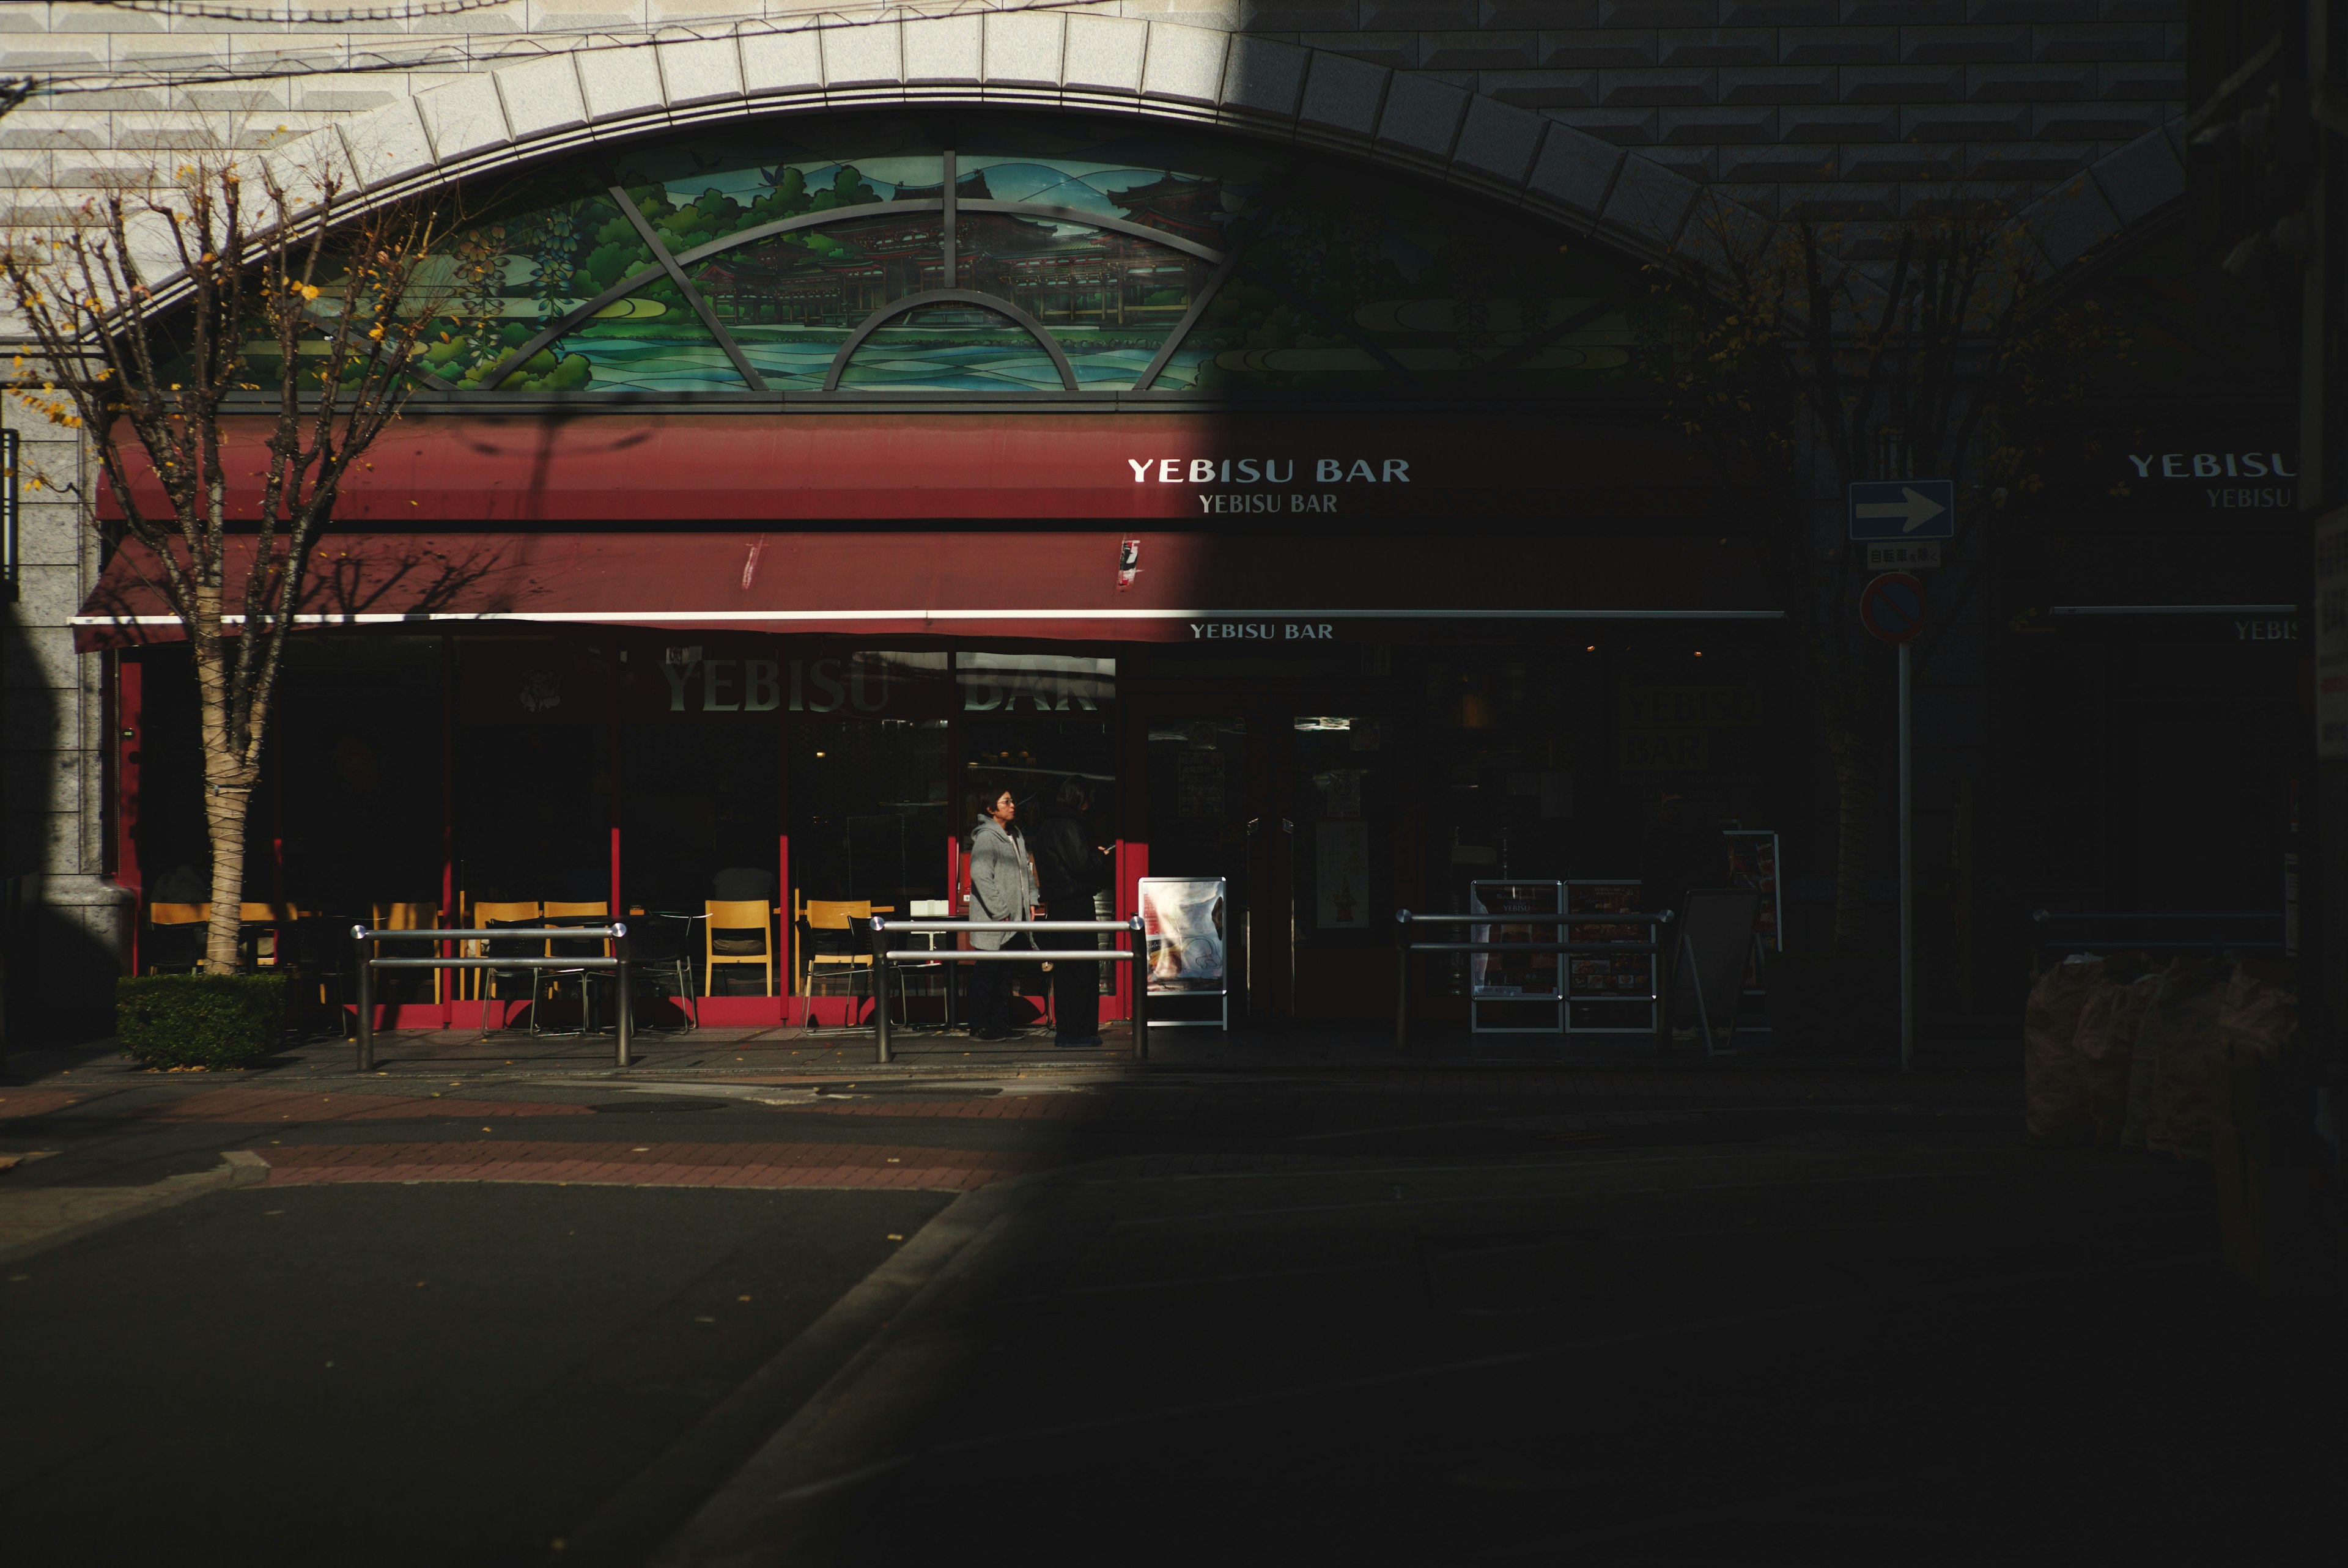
[384, 113, 1669, 398]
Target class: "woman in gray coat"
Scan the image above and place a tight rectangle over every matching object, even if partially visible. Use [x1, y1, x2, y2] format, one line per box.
[966, 786, 1037, 1040]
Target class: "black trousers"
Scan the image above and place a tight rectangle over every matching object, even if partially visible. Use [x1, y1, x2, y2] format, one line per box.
[969, 956, 1015, 1036]
[1047, 896, 1101, 1040]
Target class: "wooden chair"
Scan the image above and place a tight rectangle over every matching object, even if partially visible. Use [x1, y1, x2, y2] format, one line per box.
[238, 902, 303, 968]
[465, 900, 542, 1003]
[704, 899, 775, 996]
[370, 903, 443, 1003]
[144, 902, 209, 974]
[798, 899, 907, 1007]
[536, 902, 613, 1034]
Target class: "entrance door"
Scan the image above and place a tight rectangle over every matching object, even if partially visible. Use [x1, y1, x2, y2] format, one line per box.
[1134, 698, 1293, 1017]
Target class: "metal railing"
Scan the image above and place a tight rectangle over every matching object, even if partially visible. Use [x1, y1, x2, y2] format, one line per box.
[352, 924, 633, 1071]
[1392, 908, 1674, 1054]
[869, 916, 1148, 1065]
[2029, 908, 2285, 965]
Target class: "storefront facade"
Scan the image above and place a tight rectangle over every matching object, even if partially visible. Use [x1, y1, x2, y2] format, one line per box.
[74, 109, 1815, 1026]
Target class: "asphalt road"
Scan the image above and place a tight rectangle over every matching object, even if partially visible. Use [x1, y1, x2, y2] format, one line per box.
[2, 1180, 944, 1567]
[3, 1048, 2339, 1566]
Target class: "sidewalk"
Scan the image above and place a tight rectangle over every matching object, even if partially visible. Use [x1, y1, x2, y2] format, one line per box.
[5, 1017, 2012, 1088]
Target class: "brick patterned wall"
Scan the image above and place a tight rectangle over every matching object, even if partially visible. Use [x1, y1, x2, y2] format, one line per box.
[1, 2, 2185, 221]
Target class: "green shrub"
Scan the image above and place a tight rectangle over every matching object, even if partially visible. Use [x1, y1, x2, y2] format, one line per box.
[114, 974, 289, 1069]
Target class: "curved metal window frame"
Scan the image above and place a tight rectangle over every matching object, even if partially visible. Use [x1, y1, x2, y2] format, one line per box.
[822, 289, 1080, 392]
[468, 149, 1242, 397]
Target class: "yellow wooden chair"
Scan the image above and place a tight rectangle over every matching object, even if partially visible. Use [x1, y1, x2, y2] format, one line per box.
[465, 900, 542, 1003]
[704, 899, 775, 996]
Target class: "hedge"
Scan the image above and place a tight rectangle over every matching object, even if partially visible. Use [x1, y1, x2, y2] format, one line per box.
[115, 973, 289, 1069]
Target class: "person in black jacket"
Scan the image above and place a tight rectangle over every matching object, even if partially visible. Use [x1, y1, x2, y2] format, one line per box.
[1032, 777, 1112, 1047]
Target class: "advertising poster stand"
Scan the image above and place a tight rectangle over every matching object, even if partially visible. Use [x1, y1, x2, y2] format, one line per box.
[1139, 876, 1228, 1030]
[1724, 830, 1782, 1042]
[1469, 880, 1565, 1035]
[1565, 878, 1659, 1039]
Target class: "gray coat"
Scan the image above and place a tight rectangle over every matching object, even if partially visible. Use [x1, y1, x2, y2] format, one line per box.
[966, 817, 1036, 950]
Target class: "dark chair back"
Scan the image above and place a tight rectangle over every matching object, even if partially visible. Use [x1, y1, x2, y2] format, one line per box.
[626, 913, 694, 964]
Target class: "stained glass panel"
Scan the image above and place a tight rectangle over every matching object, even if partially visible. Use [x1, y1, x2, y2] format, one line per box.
[402, 111, 1661, 397]
[692, 212, 940, 389]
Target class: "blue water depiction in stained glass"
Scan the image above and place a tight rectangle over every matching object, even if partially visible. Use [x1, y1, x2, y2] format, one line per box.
[560, 332, 751, 392]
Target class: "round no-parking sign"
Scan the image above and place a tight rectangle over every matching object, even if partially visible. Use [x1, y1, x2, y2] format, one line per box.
[1860, 572, 1925, 642]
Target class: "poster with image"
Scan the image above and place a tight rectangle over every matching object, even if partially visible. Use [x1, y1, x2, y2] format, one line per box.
[1139, 877, 1226, 994]
[1469, 881, 1562, 999]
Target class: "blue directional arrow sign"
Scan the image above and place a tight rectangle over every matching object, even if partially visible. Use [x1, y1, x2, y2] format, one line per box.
[1847, 479, 1954, 540]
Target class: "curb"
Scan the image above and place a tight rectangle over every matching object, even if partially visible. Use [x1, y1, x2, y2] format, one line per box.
[0, 1150, 268, 1268]
[534, 1169, 1052, 1568]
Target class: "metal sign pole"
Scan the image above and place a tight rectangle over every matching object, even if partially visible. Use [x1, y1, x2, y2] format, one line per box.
[872, 916, 892, 1064]
[353, 927, 374, 1072]
[1394, 910, 1411, 1056]
[1128, 915, 1148, 1062]
[615, 955, 633, 1068]
[1899, 638, 1913, 1073]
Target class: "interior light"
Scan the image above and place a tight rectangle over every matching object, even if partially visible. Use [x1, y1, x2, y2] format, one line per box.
[814, 751, 826, 757]
[1584, 644, 1596, 652]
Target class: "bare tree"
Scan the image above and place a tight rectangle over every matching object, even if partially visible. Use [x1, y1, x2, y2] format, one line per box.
[4, 155, 454, 973]
[1653, 193, 2115, 948]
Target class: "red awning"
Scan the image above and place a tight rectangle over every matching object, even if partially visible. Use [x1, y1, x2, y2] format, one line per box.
[92, 413, 1716, 524]
[73, 531, 1779, 650]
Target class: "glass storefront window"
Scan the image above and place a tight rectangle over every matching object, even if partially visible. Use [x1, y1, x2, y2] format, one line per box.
[788, 718, 950, 913]
[1289, 715, 1389, 945]
[453, 722, 612, 908]
[621, 724, 780, 914]
[279, 638, 444, 914]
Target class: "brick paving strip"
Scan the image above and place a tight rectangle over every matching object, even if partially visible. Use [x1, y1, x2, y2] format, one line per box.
[141, 1088, 596, 1123]
[0, 1091, 83, 1121]
[251, 1141, 1059, 1191]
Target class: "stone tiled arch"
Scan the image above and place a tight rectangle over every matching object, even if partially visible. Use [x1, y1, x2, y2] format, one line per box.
[116, 17, 2181, 323]
[220, 17, 1699, 285]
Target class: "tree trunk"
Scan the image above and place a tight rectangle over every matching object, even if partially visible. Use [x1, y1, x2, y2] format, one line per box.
[191, 606, 257, 974]
[1828, 726, 1873, 949]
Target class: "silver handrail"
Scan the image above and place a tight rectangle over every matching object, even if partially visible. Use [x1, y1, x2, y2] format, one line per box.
[350, 924, 635, 1070]
[868, 915, 1149, 1065]
[1391, 908, 1674, 1055]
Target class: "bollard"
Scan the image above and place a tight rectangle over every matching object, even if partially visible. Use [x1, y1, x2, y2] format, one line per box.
[615, 957, 634, 1067]
[352, 925, 374, 1072]
[871, 915, 893, 1064]
[1128, 915, 1148, 1062]
[1394, 909, 1411, 1057]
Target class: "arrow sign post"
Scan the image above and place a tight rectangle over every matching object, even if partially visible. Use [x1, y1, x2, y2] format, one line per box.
[1859, 571, 1924, 1075]
[1848, 479, 1955, 540]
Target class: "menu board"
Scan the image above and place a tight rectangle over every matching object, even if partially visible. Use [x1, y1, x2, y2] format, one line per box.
[1566, 880, 1651, 999]
[1139, 877, 1226, 995]
[1469, 881, 1562, 1000]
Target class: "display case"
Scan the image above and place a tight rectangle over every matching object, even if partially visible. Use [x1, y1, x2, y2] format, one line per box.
[1564, 878, 1659, 1038]
[1469, 880, 1563, 1034]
